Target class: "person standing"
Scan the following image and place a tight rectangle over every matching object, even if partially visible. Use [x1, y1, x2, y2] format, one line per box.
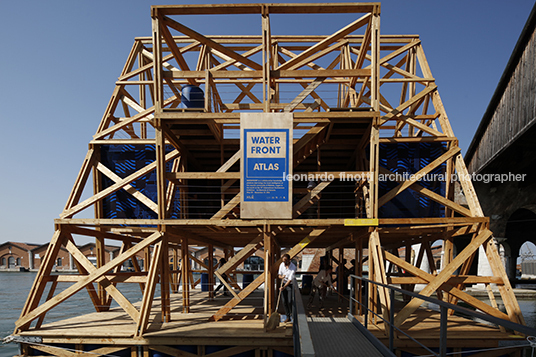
[307, 265, 335, 308]
[278, 253, 297, 322]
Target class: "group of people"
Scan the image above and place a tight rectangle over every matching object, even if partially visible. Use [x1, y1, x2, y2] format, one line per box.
[214, 254, 352, 322]
[276, 254, 343, 320]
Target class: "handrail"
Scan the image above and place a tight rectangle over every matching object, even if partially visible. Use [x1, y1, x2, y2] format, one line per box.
[292, 278, 315, 357]
[349, 274, 536, 357]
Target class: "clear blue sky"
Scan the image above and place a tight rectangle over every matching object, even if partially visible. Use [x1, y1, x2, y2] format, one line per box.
[0, 0, 534, 244]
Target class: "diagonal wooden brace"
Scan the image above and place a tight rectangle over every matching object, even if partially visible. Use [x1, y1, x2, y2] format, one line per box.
[60, 151, 181, 219]
[16, 232, 163, 329]
[393, 229, 493, 327]
[210, 228, 327, 321]
[216, 234, 263, 277]
[378, 146, 461, 208]
[384, 250, 510, 321]
[64, 239, 141, 322]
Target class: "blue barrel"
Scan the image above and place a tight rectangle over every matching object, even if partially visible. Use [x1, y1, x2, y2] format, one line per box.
[180, 85, 204, 108]
[302, 274, 313, 295]
[242, 274, 254, 289]
[201, 273, 209, 292]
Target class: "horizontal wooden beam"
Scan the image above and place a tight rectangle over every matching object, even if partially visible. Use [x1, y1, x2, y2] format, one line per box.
[16, 232, 163, 329]
[158, 111, 378, 121]
[48, 274, 148, 284]
[388, 276, 503, 285]
[166, 171, 371, 181]
[54, 216, 488, 227]
[153, 3, 379, 16]
[378, 137, 457, 143]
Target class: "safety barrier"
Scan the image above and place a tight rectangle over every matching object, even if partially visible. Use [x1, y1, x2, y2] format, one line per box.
[292, 278, 315, 357]
[349, 274, 536, 357]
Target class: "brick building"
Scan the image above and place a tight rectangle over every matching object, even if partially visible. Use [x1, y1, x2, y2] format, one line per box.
[31, 243, 72, 271]
[0, 242, 39, 270]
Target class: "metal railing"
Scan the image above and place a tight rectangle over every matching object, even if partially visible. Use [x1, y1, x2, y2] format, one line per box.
[292, 278, 315, 357]
[349, 274, 536, 357]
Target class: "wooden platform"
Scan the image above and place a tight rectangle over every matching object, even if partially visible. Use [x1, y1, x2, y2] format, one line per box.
[364, 304, 527, 355]
[19, 290, 293, 355]
[301, 292, 526, 356]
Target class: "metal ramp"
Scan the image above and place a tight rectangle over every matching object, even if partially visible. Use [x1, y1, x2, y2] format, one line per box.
[292, 283, 394, 357]
[308, 316, 390, 357]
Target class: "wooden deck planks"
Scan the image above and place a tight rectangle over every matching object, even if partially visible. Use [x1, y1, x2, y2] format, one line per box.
[20, 290, 291, 345]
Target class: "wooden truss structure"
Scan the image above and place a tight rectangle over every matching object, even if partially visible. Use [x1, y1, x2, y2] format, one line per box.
[16, 2, 525, 343]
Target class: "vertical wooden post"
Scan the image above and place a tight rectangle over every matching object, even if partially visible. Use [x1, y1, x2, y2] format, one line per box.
[138, 47, 147, 139]
[151, 10, 163, 114]
[91, 144, 107, 310]
[262, 4, 271, 112]
[443, 142, 456, 305]
[369, 230, 390, 331]
[144, 247, 150, 273]
[368, 239, 376, 324]
[208, 244, 214, 300]
[172, 247, 179, 293]
[155, 118, 166, 219]
[338, 248, 344, 302]
[355, 234, 363, 315]
[136, 241, 163, 337]
[369, 5, 381, 220]
[227, 248, 235, 286]
[160, 234, 170, 322]
[95, 232, 107, 310]
[181, 237, 190, 313]
[264, 224, 273, 327]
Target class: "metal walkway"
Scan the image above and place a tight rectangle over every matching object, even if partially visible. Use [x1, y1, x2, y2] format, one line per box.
[307, 316, 388, 357]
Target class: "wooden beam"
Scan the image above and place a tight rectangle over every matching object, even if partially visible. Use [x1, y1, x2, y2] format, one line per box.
[162, 16, 262, 70]
[392, 229, 493, 327]
[64, 239, 141, 322]
[60, 150, 181, 219]
[16, 230, 65, 332]
[384, 250, 510, 321]
[16, 232, 163, 329]
[369, 230, 391, 327]
[292, 181, 331, 218]
[264, 224, 274, 326]
[210, 228, 326, 320]
[159, 21, 197, 85]
[483, 238, 525, 325]
[277, 13, 371, 71]
[166, 227, 233, 251]
[97, 163, 158, 213]
[211, 45, 263, 71]
[181, 236, 190, 313]
[64, 148, 96, 211]
[454, 153, 484, 217]
[378, 146, 461, 208]
[378, 166, 472, 217]
[217, 150, 241, 173]
[216, 234, 263, 276]
[379, 85, 437, 125]
[211, 194, 240, 220]
[135, 241, 163, 336]
[387, 276, 503, 285]
[93, 95, 177, 141]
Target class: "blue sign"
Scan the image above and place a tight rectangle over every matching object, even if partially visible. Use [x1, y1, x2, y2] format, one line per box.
[243, 128, 289, 202]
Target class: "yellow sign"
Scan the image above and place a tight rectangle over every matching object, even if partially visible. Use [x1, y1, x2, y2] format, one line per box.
[344, 219, 379, 226]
